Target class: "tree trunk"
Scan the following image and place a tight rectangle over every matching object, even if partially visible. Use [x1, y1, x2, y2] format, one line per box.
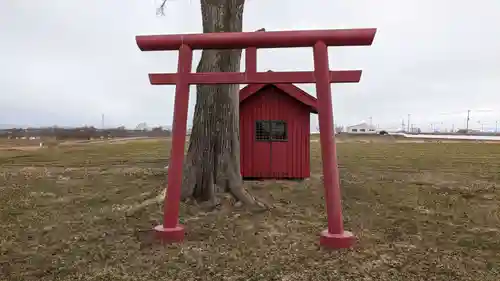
[180, 0, 260, 208]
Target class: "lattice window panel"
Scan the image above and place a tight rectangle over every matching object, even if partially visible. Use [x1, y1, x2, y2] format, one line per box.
[255, 120, 288, 142]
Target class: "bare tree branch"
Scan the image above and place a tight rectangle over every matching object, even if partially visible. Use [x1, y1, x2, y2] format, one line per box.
[157, 0, 168, 16]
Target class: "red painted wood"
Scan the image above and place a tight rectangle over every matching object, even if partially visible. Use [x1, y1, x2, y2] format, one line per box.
[155, 44, 192, 242]
[314, 41, 346, 237]
[148, 70, 361, 85]
[240, 85, 314, 179]
[136, 28, 376, 50]
[240, 82, 319, 113]
[245, 47, 257, 73]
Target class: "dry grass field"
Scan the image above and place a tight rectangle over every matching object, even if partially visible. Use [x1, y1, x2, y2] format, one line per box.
[1, 138, 500, 280]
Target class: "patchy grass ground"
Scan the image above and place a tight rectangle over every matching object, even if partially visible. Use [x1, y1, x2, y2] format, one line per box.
[1, 139, 500, 280]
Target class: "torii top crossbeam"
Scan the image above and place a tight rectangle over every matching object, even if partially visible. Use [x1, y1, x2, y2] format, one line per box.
[136, 28, 376, 51]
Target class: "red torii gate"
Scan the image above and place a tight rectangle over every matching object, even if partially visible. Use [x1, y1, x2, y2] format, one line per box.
[136, 28, 376, 249]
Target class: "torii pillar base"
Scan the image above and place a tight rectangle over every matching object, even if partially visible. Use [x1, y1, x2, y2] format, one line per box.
[320, 230, 355, 249]
[153, 224, 185, 243]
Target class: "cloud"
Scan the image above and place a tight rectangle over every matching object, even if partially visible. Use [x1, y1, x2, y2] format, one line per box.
[0, 0, 499, 132]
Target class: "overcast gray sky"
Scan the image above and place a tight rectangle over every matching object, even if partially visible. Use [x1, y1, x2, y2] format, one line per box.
[1, 0, 499, 131]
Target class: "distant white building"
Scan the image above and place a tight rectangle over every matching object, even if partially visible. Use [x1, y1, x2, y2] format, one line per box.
[346, 122, 378, 134]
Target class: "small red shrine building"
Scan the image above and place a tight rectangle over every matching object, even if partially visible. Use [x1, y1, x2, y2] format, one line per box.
[239, 82, 318, 179]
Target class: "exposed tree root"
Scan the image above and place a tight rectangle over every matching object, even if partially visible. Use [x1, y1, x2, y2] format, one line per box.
[125, 188, 166, 217]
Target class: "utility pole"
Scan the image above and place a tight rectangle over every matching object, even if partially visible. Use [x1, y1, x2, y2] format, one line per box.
[407, 114, 411, 132]
[496, 121, 498, 133]
[401, 119, 405, 132]
[101, 114, 105, 129]
[465, 109, 471, 133]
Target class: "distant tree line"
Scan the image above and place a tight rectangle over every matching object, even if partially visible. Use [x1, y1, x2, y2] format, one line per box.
[0, 126, 171, 140]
